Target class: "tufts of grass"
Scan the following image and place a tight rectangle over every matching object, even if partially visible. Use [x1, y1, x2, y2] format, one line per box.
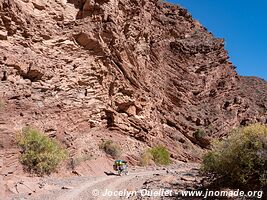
[69, 153, 92, 169]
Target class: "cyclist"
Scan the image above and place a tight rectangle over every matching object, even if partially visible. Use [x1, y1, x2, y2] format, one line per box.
[113, 160, 128, 175]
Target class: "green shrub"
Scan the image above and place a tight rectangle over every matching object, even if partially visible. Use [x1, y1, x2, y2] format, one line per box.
[202, 124, 267, 187]
[17, 127, 67, 176]
[193, 129, 206, 139]
[149, 145, 171, 166]
[100, 140, 121, 159]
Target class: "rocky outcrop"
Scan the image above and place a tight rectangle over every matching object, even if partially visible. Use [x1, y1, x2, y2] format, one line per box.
[0, 0, 266, 187]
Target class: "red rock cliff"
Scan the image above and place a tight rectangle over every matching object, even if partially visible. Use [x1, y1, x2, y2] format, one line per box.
[0, 0, 266, 173]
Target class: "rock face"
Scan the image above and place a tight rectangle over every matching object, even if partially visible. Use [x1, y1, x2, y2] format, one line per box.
[0, 0, 266, 181]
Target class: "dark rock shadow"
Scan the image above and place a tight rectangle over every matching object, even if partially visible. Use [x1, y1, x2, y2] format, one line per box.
[66, 0, 85, 19]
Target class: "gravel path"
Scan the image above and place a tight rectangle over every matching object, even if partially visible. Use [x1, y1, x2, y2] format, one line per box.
[9, 163, 201, 200]
[55, 170, 166, 200]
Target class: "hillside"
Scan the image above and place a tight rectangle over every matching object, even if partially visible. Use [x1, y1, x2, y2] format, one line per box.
[0, 0, 266, 197]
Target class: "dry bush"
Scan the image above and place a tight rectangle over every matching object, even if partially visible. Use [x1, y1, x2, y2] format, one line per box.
[17, 127, 67, 176]
[100, 140, 121, 159]
[202, 124, 267, 187]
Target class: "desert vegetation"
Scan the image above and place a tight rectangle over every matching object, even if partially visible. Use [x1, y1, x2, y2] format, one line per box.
[99, 139, 122, 159]
[140, 145, 171, 166]
[202, 124, 267, 188]
[193, 129, 206, 139]
[17, 127, 68, 176]
[69, 153, 92, 169]
[140, 150, 154, 166]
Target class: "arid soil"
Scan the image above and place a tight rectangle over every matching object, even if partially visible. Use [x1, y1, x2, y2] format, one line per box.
[0, 0, 266, 198]
[7, 162, 202, 200]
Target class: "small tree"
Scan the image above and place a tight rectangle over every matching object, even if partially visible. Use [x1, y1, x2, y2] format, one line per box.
[17, 127, 67, 176]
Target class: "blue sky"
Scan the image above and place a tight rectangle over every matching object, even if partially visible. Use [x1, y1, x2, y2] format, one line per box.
[167, 0, 267, 80]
